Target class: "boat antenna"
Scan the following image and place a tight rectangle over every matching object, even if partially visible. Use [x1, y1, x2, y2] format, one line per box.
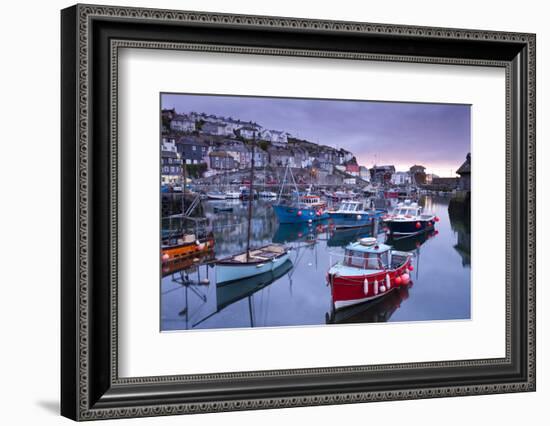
[246, 132, 256, 261]
[277, 162, 289, 203]
[181, 152, 186, 230]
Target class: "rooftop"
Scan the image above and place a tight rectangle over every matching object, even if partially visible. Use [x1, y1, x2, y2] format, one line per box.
[346, 240, 390, 254]
[456, 153, 471, 175]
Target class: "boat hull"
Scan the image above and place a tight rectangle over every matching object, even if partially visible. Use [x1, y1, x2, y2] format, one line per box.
[207, 193, 226, 200]
[161, 236, 215, 265]
[384, 219, 434, 236]
[328, 259, 411, 310]
[273, 204, 329, 224]
[216, 251, 291, 284]
[328, 210, 385, 229]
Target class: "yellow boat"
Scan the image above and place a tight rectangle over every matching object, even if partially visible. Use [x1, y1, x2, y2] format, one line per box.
[161, 233, 215, 265]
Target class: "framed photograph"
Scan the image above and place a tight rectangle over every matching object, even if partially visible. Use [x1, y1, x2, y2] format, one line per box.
[61, 4, 536, 421]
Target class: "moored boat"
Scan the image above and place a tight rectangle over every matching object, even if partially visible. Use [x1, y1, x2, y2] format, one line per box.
[161, 233, 215, 266]
[224, 190, 241, 199]
[383, 200, 438, 237]
[259, 190, 277, 199]
[327, 237, 413, 310]
[206, 190, 227, 200]
[327, 200, 386, 229]
[215, 132, 291, 285]
[273, 194, 329, 224]
[216, 244, 292, 285]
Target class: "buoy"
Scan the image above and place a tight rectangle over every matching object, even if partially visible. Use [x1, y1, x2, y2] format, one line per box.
[363, 278, 369, 295]
[415, 222, 421, 229]
[197, 243, 205, 250]
[408, 264, 414, 271]
[434, 230, 439, 236]
[401, 273, 410, 284]
[359, 237, 377, 246]
[386, 273, 391, 289]
[308, 219, 312, 224]
[395, 276, 402, 285]
[297, 210, 303, 216]
[161, 253, 170, 261]
[434, 216, 440, 222]
[357, 214, 362, 220]
[374, 279, 379, 295]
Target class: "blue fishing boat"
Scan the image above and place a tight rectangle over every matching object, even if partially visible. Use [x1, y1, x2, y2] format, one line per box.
[327, 200, 386, 229]
[273, 194, 329, 224]
[272, 164, 329, 224]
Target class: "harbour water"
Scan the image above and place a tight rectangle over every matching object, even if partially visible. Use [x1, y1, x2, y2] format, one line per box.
[160, 196, 470, 331]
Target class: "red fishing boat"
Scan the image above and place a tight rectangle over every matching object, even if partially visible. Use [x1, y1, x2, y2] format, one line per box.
[326, 237, 413, 310]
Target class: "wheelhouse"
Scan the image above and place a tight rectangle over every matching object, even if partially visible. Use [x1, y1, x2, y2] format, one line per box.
[392, 201, 422, 217]
[343, 240, 390, 270]
[338, 200, 365, 212]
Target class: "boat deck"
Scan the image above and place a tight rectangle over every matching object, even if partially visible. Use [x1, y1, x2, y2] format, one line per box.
[223, 244, 287, 264]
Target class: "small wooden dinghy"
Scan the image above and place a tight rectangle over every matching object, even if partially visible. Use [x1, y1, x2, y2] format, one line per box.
[216, 244, 291, 285]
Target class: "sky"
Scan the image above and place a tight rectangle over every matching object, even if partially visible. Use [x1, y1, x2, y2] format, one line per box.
[162, 93, 470, 177]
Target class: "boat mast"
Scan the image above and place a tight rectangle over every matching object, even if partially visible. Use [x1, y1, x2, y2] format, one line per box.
[246, 132, 256, 261]
[181, 152, 186, 229]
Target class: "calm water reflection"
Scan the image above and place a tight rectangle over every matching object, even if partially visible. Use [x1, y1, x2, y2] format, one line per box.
[161, 196, 470, 331]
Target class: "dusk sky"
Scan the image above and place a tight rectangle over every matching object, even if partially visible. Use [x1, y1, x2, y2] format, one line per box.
[162, 93, 470, 177]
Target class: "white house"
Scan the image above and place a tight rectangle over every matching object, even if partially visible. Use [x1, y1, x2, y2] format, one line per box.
[391, 171, 412, 185]
[261, 129, 288, 145]
[161, 137, 178, 153]
[237, 126, 259, 139]
[270, 130, 288, 145]
[343, 178, 356, 185]
[170, 114, 195, 132]
[359, 166, 370, 182]
[201, 122, 227, 136]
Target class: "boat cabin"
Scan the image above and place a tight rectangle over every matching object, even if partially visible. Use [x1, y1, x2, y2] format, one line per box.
[343, 238, 390, 270]
[299, 195, 324, 206]
[392, 201, 422, 217]
[337, 200, 367, 212]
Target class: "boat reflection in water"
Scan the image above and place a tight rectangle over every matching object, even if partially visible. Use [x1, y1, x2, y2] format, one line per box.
[326, 284, 410, 324]
[193, 259, 294, 328]
[385, 229, 438, 252]
[161, 251, 215, 277]
[326, 220, 381, 248]
[272, 221, 329, 244]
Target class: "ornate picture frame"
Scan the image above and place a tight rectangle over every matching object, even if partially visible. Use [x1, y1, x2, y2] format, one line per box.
[61, 4, 535, 420]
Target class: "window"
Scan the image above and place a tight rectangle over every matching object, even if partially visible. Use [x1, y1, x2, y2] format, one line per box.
[346, 250, 365, 268]
[379, 251, 389, 268]
[365, 253, 383, 270]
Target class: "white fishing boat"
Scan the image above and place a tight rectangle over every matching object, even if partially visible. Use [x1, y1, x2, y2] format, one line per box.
[259, 190, 277, 199]
[224, 190, 241, 199]
[206, 191, 227, 200]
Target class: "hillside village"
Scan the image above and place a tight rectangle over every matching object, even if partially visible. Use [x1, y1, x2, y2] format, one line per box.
[161, 108, 469, 191]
